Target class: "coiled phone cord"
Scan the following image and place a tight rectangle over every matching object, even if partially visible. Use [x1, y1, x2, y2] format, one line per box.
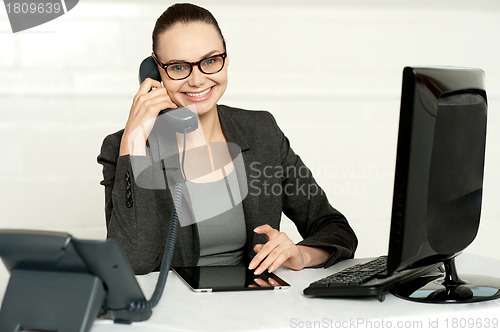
[128, 128, 188, 311]
[127, 179, 183, 311]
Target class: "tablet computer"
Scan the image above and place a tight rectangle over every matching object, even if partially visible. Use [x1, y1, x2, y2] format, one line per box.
[173, 265, 290, 292]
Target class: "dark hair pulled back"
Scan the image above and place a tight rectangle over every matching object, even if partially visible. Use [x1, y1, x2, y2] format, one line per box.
[152, 3, 224, 53]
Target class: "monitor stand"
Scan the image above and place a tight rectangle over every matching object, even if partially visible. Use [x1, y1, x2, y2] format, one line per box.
[391, 257, 500, 303]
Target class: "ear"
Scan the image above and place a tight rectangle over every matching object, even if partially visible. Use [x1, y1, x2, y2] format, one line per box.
[223, 38, 229, 67]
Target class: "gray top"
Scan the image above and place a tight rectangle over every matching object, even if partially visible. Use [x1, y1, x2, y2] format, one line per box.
[187, 168, 246, 266]
[197, 202, 246, 266]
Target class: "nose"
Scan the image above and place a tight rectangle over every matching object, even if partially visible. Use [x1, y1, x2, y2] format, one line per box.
[187, 65, 206, 87]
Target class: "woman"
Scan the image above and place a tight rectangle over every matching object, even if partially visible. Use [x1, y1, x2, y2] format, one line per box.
[98, 3, 357, 275]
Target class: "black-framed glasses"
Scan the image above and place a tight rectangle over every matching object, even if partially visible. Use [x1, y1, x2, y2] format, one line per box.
[152, 51, 227, 80]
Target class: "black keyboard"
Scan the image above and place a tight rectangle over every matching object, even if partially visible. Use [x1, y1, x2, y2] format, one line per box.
[303, 256, 442, 302]
[312, 256, 389, 286]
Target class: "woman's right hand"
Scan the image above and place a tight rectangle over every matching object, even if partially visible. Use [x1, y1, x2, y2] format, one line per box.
[119, 78, 178, 156]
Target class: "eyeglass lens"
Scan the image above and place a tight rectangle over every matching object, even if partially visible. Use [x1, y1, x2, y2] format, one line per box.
[167, 55, 225, 80]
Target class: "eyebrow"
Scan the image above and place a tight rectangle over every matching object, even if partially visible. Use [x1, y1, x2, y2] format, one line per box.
[166, 49, 223, 64]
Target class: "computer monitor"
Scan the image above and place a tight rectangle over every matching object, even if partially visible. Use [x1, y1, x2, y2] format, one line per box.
[386, 66, 500, 303]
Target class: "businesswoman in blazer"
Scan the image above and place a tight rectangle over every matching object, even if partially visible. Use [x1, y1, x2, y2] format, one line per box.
[98, 3, 357, 275]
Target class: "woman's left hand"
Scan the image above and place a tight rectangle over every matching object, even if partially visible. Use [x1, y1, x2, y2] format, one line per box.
[248, 224, 306, 275]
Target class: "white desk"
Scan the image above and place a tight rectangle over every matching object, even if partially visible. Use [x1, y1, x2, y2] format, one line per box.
[1, 254, 500, 332]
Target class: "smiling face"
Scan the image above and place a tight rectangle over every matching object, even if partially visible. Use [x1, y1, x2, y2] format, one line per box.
[155, 21, 228, 116]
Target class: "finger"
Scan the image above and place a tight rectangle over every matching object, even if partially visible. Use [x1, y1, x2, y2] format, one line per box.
[248, 235, 283, 271]
[144, 97, 178, 115]
[253, 244, 264, 253]
[253, 278, 272, 287]
[267, 278, 278, 286]
[143, 85, 169, 99]
[248, 244, 264, 270]
[255, 238, 296, 274]
[138, 77, 163, 95]
[248, 225, 281, 270]
[251, 230, 289, 264]
[253, 224, 275, 235]
[134, 95, 177, 120]
[254, 245, 289, 275]
[133, 87, 171, 111]
[133, 83, 166, 108]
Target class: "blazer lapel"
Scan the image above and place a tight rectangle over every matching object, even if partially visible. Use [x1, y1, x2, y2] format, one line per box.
[217, 106, 261, 251]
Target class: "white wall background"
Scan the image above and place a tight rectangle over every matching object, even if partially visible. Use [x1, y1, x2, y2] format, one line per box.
[1, 0, 499, 261]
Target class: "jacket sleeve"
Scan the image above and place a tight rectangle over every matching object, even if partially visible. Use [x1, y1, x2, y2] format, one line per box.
[268, 113, 358, 268]
[97, 132, 164, 274]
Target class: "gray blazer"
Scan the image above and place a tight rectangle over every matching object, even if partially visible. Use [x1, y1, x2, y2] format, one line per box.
[98, 105, 358, 274]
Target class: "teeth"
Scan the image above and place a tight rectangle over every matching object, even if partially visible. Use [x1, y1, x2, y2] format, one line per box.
[186, 87, 211, 98]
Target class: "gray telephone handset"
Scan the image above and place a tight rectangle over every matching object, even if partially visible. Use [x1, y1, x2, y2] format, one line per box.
[138, 56, 198, 133]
